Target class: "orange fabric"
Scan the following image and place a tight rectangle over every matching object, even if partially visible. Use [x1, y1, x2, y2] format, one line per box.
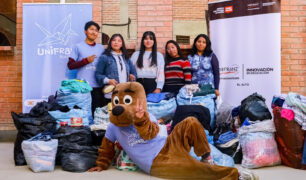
[151, 117, 238, 180]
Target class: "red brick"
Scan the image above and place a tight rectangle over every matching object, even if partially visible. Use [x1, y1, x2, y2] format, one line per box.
[282, 71, 299, 76]
[282, 81, 300, 87]
[291, 54, 306, 60]
[290, 65, 305, 70]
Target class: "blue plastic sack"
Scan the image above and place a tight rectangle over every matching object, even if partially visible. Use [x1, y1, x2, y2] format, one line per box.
[209, 144, 235, 167]
[57, 89, 93, 124]
[177, 87, 216, 128]
[48, 109, 89, 129]
[147, 98, 177, 119]
[189, 144, 235, 167]
[21, 133, 58, 172]
[205, 130, 214, 145]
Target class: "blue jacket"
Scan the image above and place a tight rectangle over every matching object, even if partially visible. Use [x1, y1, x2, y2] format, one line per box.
[95, 54, 137, 87]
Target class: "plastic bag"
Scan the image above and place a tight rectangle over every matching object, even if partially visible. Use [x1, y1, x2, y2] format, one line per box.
[91, 130, 105, 146]
[57, 89, 93, 124]
[189, 144, 235, 167]
[215, 96, 223, 111]
[239, 93, 272, 122]
[147, 97, 177, 120]
[12, 112, 57, 166]
[177, 87, 216, 128]
[53, 126, 92, 165]
[61, 143, 98, 172]
[48, 108, 89, 129]
[273, 107, 306, 169]
[93, 106, 110, 129]
[22, 133, 58, 172]
[239, 120, 281, 168]
[116, 150, 139, 171]
[209, 144, 235, 167]
[215, 140, 243, 164]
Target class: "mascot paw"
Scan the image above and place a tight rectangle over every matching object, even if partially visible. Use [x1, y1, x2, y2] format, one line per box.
[88, 166, 103, 172]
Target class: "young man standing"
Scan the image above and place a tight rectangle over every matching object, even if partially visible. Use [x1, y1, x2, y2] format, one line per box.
[67, 21, 105, 116]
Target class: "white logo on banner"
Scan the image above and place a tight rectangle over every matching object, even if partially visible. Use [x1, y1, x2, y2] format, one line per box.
[35, 14, 78, 57]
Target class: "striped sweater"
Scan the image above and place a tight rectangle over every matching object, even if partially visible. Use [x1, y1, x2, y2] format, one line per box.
[165, 57, 192, 85]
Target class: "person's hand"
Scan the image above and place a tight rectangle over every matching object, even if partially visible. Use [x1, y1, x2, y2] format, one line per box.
[87, 55, 97, 63]
[129, 74, 135, 81]
[108, 79, 118, 86]
[215, 89, 220, 97]
[135, 99, 145, 119]
[153, 88, 161, 93]
[88, 166, 103, 172]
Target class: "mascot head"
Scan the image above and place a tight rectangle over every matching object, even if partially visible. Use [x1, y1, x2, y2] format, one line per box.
[105, 82, 147, 127]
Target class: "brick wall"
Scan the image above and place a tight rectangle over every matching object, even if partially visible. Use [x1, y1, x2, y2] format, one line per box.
[173, 0, 207, 21]
[0, 0, 305, 130]
[102, 0, 120, 24]
[280, 0, 306, 94]
[137, 0, 173, 52]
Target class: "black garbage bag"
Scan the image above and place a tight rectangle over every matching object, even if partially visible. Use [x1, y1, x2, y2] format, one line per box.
[29, 101, 69, 117]
[12, 112, 57, 166]
[53, 126, 92, 165]
[61, 143, 98, 172]
[215, 141, 243, 164]
[239, 93, 272, 123]
[91, 130, 105, 146]
[171, 105, 211, 134]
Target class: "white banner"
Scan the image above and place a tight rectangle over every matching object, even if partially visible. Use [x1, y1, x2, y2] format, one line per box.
[22, 3, 92, 112]
[209, 0, 281, 108]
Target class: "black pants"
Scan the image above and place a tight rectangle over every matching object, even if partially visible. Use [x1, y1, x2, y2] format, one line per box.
[91, 87, 108, 116]
[136, 78, 157, 95]
[162, 84, 184, 95]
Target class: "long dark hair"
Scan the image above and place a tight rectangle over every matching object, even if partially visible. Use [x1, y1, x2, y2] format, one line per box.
[165, 40, 183, 66]
[103, 34, 128, 60]
[136, 31, 157, 68]
[190, 34, 213, 57]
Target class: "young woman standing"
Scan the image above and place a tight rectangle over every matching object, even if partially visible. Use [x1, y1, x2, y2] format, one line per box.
[163, 40, 191, 95]
[188, 34, 220, 97]
[95, 34, 137, 105]
[131, 31, 165, 95]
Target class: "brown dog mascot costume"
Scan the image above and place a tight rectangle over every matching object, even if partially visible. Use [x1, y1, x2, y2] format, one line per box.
[89, 82, 238, 179]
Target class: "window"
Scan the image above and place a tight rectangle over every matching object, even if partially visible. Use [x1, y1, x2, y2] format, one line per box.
[0, 0, 16, 46]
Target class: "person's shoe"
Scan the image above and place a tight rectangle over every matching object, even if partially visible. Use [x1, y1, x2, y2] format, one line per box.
[238, 167, 259, 180]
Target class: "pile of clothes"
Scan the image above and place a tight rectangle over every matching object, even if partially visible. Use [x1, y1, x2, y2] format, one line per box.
[272, 93, 306, 169]
[13, 79, 306, 173]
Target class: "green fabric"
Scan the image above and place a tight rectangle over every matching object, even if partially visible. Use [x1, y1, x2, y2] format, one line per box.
[193, 84, 215, 97]
[59, 79, 93, 93]
[116, 151, 139, 171]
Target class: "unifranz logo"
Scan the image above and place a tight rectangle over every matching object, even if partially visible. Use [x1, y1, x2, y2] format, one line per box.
[36, 13, 78, 57]
[220, 64, 239, 80]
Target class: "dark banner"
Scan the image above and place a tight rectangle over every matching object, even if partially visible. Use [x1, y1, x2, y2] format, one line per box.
[208, 0, 280, 20]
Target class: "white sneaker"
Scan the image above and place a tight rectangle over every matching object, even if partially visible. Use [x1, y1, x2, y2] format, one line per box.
[238, 167, 259, 180]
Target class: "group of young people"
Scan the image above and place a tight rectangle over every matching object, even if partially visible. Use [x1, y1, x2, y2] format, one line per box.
[68, 21, 220, 114]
